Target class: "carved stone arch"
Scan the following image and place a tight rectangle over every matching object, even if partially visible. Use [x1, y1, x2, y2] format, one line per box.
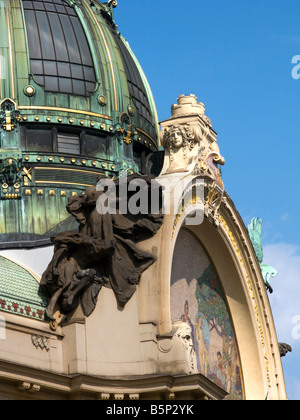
[143, 198, 287, 400]
[179, 218, 264, 400]
[156, 211, 246, 399]
[214, 203, 286, 401]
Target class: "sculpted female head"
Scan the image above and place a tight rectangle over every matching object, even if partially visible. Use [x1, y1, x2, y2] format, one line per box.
[162, 123, 201, 151]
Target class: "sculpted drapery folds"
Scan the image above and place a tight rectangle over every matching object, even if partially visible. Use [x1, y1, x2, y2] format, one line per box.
[40, 175, 164, 323]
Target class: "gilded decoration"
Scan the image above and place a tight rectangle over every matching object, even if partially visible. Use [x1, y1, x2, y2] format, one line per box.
[0, 99, 20, 132]
[219, 215, 271, 386]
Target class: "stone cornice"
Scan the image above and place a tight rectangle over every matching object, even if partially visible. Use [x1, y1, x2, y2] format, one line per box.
[0, 359, 227, 400]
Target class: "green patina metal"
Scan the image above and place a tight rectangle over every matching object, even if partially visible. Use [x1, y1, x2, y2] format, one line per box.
[1, 0, 159, 139]
[0, 255, 47, 320]
[247, 218, 278, 294]
[0, 0, 160, 247]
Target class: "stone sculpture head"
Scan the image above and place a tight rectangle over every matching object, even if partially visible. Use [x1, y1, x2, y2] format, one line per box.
[161, 123, 201, 174]
[162, 124, 201, 152]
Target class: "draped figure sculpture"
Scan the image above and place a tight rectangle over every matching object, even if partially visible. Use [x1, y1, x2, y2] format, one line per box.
[40, 174, 164, 323]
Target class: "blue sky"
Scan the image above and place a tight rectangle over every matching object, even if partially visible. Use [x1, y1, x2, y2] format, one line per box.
[114, 0, 300, 400]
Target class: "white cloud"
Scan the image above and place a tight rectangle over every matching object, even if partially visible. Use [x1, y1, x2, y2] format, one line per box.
[263, 243, 300, 400]
[264, 243, 300, 345]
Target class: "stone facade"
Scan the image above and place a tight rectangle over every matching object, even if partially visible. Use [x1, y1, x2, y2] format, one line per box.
[0, 94, 287, 400]
[0, 0, 288, 401]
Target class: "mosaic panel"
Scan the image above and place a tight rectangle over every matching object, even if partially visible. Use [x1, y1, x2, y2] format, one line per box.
[171, 229, 243, 400]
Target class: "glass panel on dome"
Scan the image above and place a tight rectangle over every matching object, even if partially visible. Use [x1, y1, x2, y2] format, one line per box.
[22, 0, 96, 96]
[111, 28, 157, 143]
[59, 77, 72, 93]
[23, 10, 42, 59]
[57, 132, 80, 155]
[24, 126, 53, 152]
[83, 132, 113, 159]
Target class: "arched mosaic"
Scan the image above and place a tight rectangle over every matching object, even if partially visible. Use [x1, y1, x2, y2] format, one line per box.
[171, 228, 244, 400]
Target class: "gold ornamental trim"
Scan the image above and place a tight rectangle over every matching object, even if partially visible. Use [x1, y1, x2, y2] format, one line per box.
[6, 1, 15, 99]
[219, 214, 271, 386]
[18, 106, 113, 121]
[82, 0, 118, 112]
[35, 166, 105, 188]
[36, 180, 95, 188]
[35, 166, 106, 176]
[136, 127, 157, 146]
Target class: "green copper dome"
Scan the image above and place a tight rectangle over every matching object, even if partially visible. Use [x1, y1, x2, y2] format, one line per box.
[0, 0, 161, 247]
[0, 255, 47, 320]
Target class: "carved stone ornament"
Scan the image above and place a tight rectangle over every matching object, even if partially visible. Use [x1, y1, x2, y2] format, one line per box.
[40, 174, 164, 323]
[31, 334, 50, 352]
[17, 382, 40, 393]
[173, 321, 198, 375]
[160, 94, 225, 181]
[161, 123, 201, 174]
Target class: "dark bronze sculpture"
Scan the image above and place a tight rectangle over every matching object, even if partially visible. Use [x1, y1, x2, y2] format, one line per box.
[279, 343, 292, 358]
[40, 175, 164, 322]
